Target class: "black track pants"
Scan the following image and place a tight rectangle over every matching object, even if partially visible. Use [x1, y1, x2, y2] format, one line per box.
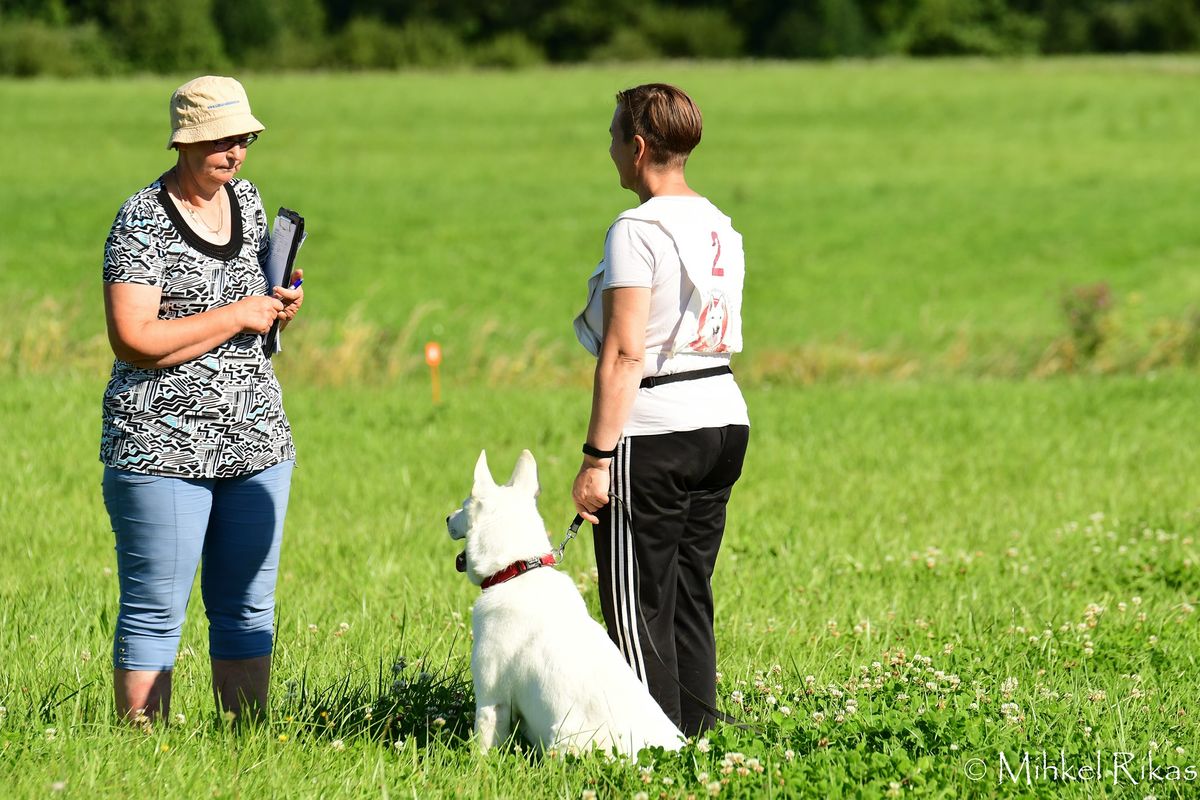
[592, 424, 749, 736]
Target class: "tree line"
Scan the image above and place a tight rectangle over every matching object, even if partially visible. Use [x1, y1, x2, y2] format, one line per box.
[2, 0, 1198, 76]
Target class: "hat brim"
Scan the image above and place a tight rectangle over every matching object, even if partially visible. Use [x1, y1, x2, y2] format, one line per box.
[167, 112, 265, 149]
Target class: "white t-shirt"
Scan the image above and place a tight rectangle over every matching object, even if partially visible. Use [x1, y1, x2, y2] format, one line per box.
[574, 196, 750, 437]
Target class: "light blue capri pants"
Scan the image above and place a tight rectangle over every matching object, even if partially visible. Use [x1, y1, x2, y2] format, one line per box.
[101, 459, 294, 671]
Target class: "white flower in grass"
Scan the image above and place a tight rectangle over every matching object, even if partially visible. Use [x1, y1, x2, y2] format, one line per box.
[581, 791, 597, 800]
[1177, 747, 1186, 755]
[307, 624, 319, 633]
[730, 691, 743, 706]
[784, 749, 795, 761]
[885, 782, 902, 798]
[696, 737, 711, 753]
[661, 777, 674, 786]
[331, 739, 345, 751]
[707, 781, 722, 796]
[392, 738, 404, 751]
[1132, 596, 1142, 606]
[173, 713, 186, 725]
[50, 782, 67, 793]
[1001, 677, 1018, 698]
[45, 728, 57, 741]
[780, 706, 792, 716]
[632, 793, 647, 800]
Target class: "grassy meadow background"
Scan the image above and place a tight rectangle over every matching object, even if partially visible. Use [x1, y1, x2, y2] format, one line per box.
[3, 60, 1200, 798]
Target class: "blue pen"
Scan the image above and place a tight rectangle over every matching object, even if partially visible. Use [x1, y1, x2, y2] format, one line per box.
[290, 278, 303, 289]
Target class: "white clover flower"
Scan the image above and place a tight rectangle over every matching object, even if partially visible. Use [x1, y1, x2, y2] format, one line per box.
[1001, 677, 1018, 697]
[784, 749, 795, 761]
[581, 791, 598, 800]
[307, 624, 319, 633]
[173, 713, 186, 725]
[780, 706, 792, 716]
[45, 728, 57, 741]
[707, 781, 722, 796]
[331, 739, 345, 751]
[812, 711, 826, 723]
[730, 691, 744, 706]
[696, 737, 711, 753]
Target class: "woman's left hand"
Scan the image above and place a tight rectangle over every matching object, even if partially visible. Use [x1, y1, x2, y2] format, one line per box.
[572, 458, 611, 525]
[272, 268, 304, 326]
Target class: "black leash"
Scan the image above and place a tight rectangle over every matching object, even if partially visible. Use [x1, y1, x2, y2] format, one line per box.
[559, 497, 762, 734]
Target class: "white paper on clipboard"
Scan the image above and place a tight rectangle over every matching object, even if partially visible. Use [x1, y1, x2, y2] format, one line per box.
[262, 207, 305, 358]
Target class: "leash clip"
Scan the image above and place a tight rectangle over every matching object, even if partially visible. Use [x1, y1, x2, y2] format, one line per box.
[552, 514, 585, 562]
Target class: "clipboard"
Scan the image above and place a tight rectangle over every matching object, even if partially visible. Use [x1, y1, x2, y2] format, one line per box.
[262, 207, 305, 358]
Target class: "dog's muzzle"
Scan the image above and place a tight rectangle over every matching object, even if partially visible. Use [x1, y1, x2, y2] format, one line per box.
[455, 551, 466, 573]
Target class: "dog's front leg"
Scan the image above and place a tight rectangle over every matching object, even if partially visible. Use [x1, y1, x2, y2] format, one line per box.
[475, 701, 511, 752]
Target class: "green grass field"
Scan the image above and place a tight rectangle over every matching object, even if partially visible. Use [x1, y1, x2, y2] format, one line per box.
[2, 60, 1200, 798]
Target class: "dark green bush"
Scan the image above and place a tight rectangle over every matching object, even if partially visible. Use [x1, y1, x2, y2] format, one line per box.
[0, 18, 119, 76]
[328, 17, 465, 69]
[638, 5, 744, 58]
[767, 0, 874, 58]
[900, 0, 1044, 55]
[471, 32, 546, 69]
[104, 0, 227, 73]
[589, 27, 662, 62]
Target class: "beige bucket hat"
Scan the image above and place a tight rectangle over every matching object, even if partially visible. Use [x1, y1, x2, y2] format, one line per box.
[167, 75, 265, 149]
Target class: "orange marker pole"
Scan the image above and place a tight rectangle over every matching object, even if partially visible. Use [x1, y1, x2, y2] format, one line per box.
[425, 341, 443, 405]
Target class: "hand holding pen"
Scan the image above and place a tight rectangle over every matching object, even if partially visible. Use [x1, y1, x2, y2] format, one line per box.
[272, 268, 304, 325]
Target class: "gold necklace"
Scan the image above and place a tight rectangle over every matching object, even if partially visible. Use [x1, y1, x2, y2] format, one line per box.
[173, 171, 224, 235]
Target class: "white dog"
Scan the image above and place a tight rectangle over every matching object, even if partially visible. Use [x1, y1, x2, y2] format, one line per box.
[447, 449, 684, 755]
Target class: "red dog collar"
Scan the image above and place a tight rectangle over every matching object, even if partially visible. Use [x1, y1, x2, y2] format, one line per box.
[480, 553, 557, 590]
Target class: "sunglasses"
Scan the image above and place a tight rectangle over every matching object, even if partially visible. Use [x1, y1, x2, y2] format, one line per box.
[212, 133, 259, 152]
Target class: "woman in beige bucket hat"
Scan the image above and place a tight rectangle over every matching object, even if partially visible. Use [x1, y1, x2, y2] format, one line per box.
[99, 75, 305, 725]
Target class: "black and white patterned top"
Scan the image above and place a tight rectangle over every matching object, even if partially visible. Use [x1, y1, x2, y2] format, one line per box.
[100, 174, 295, 478]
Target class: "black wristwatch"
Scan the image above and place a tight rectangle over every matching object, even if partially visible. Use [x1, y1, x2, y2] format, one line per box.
[582, 443, 617, 459]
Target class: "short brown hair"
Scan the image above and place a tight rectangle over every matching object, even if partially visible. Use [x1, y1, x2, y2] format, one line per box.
[614, 83, 703, 167]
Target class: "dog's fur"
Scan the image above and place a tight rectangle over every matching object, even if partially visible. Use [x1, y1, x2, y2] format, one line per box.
[447, 449, 684, 755]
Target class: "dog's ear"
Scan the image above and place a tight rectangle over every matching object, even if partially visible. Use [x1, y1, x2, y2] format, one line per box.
[508, 449, 539, 494]
[473, 450, 497, 495]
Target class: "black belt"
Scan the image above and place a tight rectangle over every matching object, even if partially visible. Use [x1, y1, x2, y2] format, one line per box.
[639, 365, 733, 389]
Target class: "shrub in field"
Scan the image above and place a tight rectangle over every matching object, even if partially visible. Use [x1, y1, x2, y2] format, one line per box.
[104, 0, 228, 73]
[765, 0, 874, 58]
[899, 0, 1045, 55]
[471, 32, 546, 69]
[1061, 281, 1113, 362]
[636, 5, 745, 59]
[329, 17, 466, 69]
[588, 27, 662, 62]
[0, 19, 118, 77]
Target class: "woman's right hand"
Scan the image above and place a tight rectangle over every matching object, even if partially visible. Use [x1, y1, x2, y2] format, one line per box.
[232, 295, 285, 334]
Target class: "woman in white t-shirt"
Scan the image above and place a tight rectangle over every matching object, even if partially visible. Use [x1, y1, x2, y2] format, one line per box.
[572, 83, 750, 736]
